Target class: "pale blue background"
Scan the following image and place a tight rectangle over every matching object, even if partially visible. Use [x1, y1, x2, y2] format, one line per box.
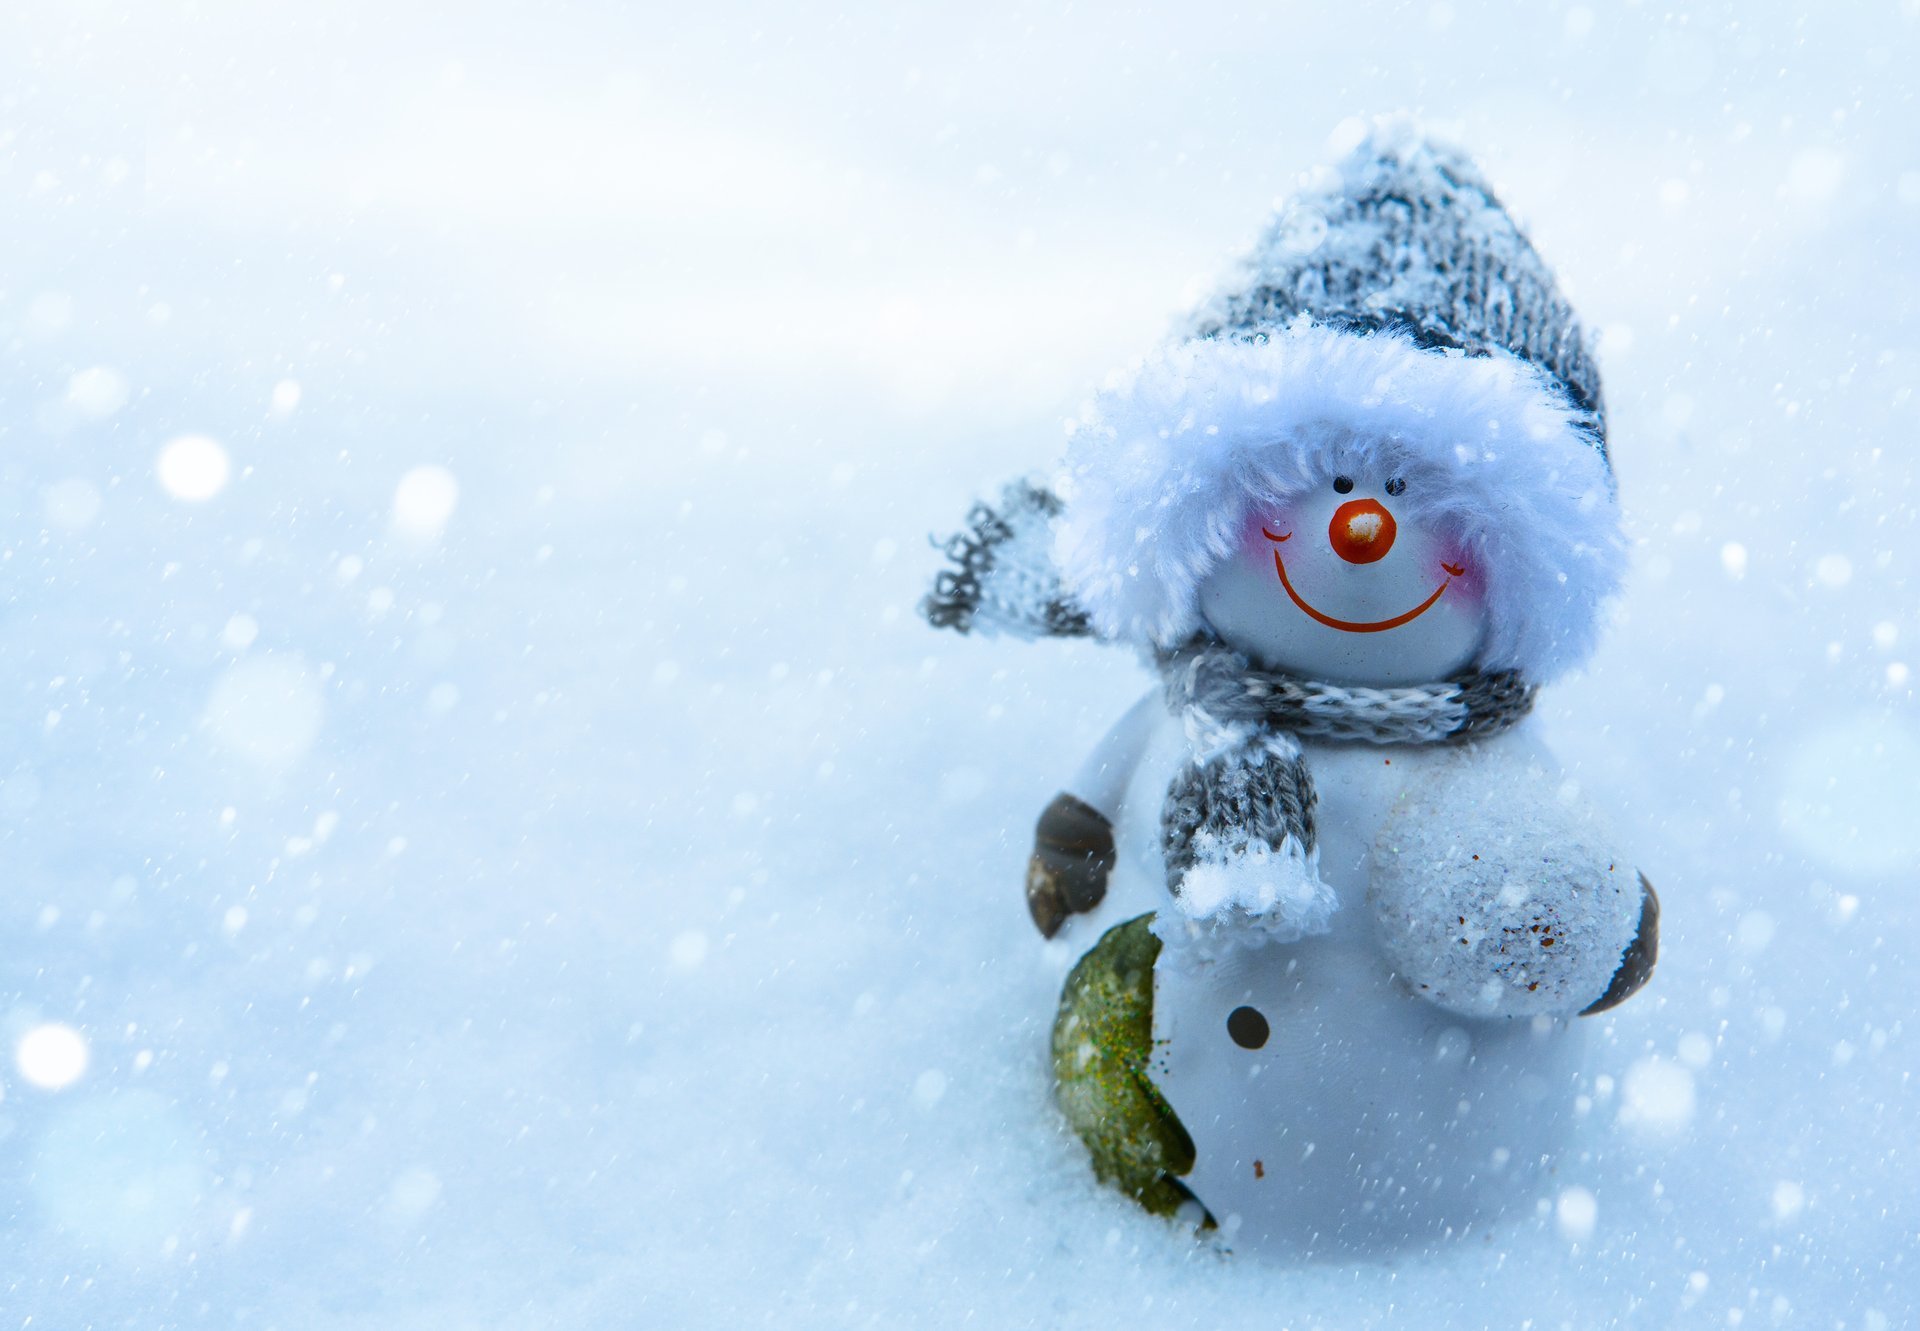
[1, 2, 1915, 1325]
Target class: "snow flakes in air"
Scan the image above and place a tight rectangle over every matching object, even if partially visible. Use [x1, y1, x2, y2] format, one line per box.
[1555, 1186, 1598, 1242]
[1618, 1056, 1696, 1135]
[1771, 1180, 1806, 1222]
[157, 435, 232, 501]
[67, 366, 130, 419]
[669, 930, 709, 970]
[1784, 149, 1846, 204]
[32, 1091, 204, 1255]
[205, 654, 326, 769]
[385, 1167, 443, 1225]
[16, 1022, 89, 1090]
[269, 378, 302, 417]
[1778, 715, 1920, 874]
[1734, 911, 1775, 953]
[1719, 543, 1747, 579]
[1813, 554, 1852, 589]
[913, 1069, 948, 1109]
[42, 478, 102, 531]
[27, 291, 73, 335]
[1659, 394, 1694, 436]
[392, 465, 460, 541]
[937, 766, 988, 805]
[1, 769, 41, 815]
[221, 614, 260, 652]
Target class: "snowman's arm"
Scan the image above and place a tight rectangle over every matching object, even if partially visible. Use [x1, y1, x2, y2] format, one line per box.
[1026, 689, 1162, 938]
[1368, 737, 1661, 1018]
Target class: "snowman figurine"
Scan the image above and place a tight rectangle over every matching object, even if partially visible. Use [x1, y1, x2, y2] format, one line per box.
[924, 123, 1658, 1254]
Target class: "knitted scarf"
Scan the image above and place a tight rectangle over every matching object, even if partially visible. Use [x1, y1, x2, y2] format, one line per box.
[1154, 639, 1533, 948]
[924, 480, 1536, 944]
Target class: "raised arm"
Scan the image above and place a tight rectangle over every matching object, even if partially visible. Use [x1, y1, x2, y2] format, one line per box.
[1026, 689, 1162, 937]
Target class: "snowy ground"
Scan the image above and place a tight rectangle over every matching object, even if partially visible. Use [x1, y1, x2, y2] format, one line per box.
[2, 2, 1917, 1326]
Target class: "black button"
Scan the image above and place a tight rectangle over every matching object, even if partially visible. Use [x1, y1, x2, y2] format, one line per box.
[1226, 1005, 1270, 1049]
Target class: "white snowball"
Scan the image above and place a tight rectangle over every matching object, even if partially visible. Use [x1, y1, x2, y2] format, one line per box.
[157, 435, 231, 501]
[16, 1022, 89, 1090]
[392, 465, 459, 540]
[1368, 753, 1640, 1018]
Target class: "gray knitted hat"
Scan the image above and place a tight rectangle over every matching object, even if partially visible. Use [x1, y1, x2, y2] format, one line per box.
[1056, 121, 1625, 683]
[1189, 125, 1608, 463]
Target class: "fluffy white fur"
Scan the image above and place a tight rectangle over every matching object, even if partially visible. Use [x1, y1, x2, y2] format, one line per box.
[1055, 322, 1626, 683]
[1156, 828, 1338, 964]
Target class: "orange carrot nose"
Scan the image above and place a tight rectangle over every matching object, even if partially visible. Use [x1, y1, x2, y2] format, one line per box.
[1329, 498, 1397, 564]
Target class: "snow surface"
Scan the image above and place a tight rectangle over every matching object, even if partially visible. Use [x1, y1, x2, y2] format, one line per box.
[2, 1, 1917, 1326]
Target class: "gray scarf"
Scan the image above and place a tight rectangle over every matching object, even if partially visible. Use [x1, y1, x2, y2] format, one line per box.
[924, 480, 1536, 923]
[1156, 640, 1533, 927]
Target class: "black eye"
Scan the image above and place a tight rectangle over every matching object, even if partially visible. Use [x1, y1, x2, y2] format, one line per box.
[1226, 1005, 1270, 1049]
[1332, 476, 1355, 495]
[1384, 477, 1406, 496]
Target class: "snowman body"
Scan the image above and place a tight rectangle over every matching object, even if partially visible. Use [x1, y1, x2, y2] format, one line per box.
[924, 126, 1658, 1257]
[1065, 712, 1587, 1254]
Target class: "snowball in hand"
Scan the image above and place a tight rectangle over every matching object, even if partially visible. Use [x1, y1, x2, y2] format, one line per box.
[1368, 758, 1639, 1018]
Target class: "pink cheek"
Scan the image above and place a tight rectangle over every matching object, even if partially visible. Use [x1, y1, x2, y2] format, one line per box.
[1435, 543, 1488, 604]
[1241, 507, 1299, 556]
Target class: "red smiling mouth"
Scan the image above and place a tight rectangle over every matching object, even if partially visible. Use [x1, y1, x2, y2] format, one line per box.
[1261, 528, 1460, 634]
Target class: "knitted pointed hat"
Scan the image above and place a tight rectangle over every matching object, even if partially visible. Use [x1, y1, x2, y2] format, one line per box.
[1056, 122, 1625, 683]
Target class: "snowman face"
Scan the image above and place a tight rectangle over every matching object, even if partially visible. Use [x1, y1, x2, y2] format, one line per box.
[1196, 473, 1488, 685]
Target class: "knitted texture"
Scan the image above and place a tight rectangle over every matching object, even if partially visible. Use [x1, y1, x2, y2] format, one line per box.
[1052, 124, 1626, 681]
[1166, 643, 1537, 747]
[921, 479, 1091, 640]
[1158, 712, 1325, 943]
[1153, 641, 1534, 951]
[1188, 119, 1606, 460]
